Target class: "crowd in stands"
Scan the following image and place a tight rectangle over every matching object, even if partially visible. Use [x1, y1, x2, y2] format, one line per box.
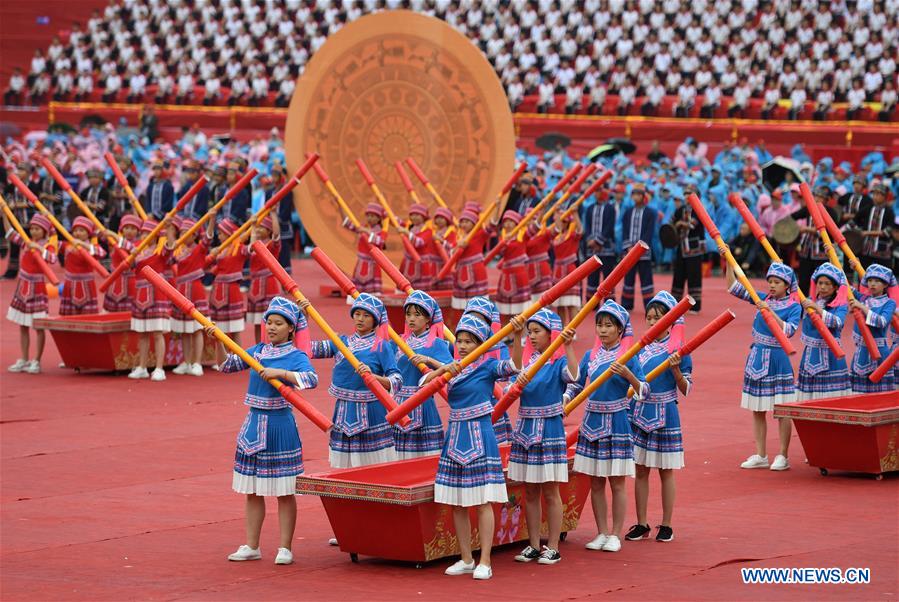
[3, 121, 897, 280]
[3, 0, 897, 121]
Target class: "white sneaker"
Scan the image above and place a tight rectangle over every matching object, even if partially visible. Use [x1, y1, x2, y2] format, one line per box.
[472, 564, 492, 580]
[328, 537, 338, 546]
[150, 368, 166, 381]
[172, 362, 190, 375]
[24, 360, 40, 374]
[227, 545, 261, 561]
[444, 559, 475, 576]
[585, 533, 609, 550]
[188, 363, 204, 376]
[275, 548, 293, 565]
[770, 455, 790, 471]
[740, 454, 769, 469]
[8, 359, 27, 372]
[128, 367, 149, 379]
[211, 364, 221, 372]
[602, 535, 621, 552]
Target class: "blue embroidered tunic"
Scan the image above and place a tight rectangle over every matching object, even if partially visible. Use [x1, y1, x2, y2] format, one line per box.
[632, 339, 692, 469]
[393, 334, 453, 458]
[728, 282, 800, 409]
[221, 341, 318, 496]
[850, 293, 897, 393]
[566, 344, 648, 477]
[507, 354, 575, 483]
[434, 357, 518, 507]
[797, 301, 850, 400]
[311, 332, 403, 467]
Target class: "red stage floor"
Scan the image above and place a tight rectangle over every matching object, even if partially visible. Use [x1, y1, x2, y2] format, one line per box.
[1, 258, 896, 600]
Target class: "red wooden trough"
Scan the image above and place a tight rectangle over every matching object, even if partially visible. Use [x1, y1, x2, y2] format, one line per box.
[296, 447, 590, 564]
[774, 392, 899, 479]
[33, 312, 216, 371]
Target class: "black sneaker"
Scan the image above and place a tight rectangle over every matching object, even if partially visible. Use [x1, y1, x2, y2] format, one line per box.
[537, 546, 561, 565]
[625, 523, 652, 541]
[514, 545, 540, 562]
[656, 525, 674, 542]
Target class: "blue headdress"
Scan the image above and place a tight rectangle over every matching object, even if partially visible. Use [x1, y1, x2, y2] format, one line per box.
[863, 264, 899, 302]
[525, 307, 565, 361]
[646, 290, 685, 351]
[455, 313, 491, 346]
[810, 262, 848, 307]
[766, 262, 798, 295]
[263, 296, 299, 326]
[350, 292, 389, 350]
[463, 296, 501, 358]
[464, 296, 499, 324]
[594, 299, 634, 357]
[403, 290, 444, 344]
[262, 296, 310, 353]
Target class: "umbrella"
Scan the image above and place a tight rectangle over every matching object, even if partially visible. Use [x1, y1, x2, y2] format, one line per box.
[535, 132, 571, 151]
[587, 143, 619, 161]
[606, 137, 637, 155]
[761, 157, 803, 192]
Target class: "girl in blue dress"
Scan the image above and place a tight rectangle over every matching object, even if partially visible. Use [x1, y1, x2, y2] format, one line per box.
[566, 300, 648, 554]
[303, 293, 403, 468]
[424, 314, 521, 581]
[393, 290, 453, 459]
[628, 291, 692, 544]
[797, 263, 850, 401]
[849, 264, 898, 393]
[509, 308, 578, 565]
[213, 297, 319, 566]
[726, 262, 801, 472]
[462, 296, 514, 444]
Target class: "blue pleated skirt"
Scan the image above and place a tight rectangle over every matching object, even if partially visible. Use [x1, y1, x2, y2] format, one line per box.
[508, 414, 568, 483]
[741, 344, 796, 410]
[393, 396, 445, 459]
[232, 407, 303, 497]
[434, 415, 508, 507]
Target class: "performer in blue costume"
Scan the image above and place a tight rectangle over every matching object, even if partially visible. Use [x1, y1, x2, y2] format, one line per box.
[462, 296, 514, 444]
[305, 293, 402, 468]
[215, 297, 318, 566]
[566, 300, 648, 554]
[726, 262, 801, 472]
[393, 290, 453, 459]
[627, 291, 692, 544]
[509, 308, 578, 566]
[797, 263, 850, 400]
[425, 314, 521, 581]
[849, 264, 898, 393]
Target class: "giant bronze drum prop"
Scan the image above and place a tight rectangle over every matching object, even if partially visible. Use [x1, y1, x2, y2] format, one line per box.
[285, 11, 516, 274]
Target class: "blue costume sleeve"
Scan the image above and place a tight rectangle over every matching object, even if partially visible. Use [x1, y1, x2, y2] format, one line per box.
[287, 350, 319, 390]
[432, 339, 455, 364]
[626, 354, 650, 399]
[782, 303, 801, 337]
[563, 351, 590, 401]
[493, 358, 519, 379]
[865, 298, 895, 329]
[820, 305, 846, 331]
[220, 343, 263, 373]
[310, 339, 337, 359]
[727, 281, 754, 304]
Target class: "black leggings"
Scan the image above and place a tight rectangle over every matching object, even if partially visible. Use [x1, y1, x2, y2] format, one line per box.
[671, 255, 703, 311]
